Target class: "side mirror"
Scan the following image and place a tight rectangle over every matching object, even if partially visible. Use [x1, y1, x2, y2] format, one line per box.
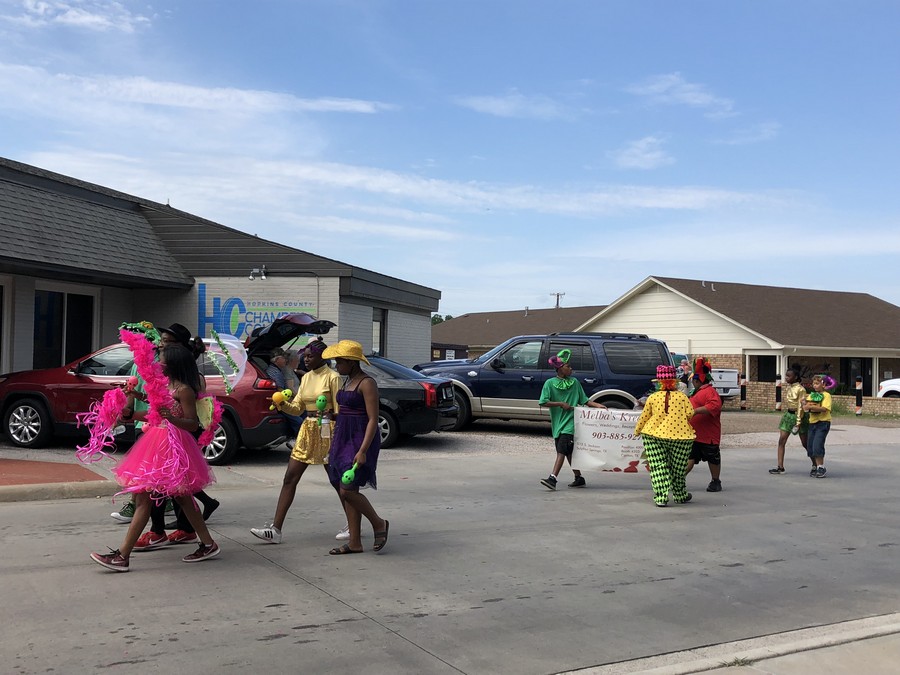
[491, 358, 505, 371]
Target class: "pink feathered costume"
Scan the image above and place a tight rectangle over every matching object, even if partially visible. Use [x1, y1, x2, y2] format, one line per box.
[112, 389, 215, 496]
[76, 328, 218, 498]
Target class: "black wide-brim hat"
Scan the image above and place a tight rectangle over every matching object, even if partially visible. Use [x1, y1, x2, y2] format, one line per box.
[159, 323, 192, 347]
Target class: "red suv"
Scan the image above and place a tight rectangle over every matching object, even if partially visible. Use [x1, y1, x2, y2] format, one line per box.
[0, 314, 334, 465]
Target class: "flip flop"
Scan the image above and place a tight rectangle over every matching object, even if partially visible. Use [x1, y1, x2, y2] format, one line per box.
[373, 520, 390, 552]
[329, 544, 363, 555]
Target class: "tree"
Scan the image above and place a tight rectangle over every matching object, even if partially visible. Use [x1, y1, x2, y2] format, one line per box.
[431, 314, 454, 325]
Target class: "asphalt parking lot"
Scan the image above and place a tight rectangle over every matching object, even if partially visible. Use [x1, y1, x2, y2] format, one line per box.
[2, 416, 900, 674]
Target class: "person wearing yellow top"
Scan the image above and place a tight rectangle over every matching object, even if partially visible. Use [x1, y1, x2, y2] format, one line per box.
[803, 374, 833, 478]
[251, 340, 343, 544]
[634, 365, 696, 507]
[769, 367, 810, 475]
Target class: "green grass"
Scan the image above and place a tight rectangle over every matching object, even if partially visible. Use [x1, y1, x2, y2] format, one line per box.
[719, 657, 755, 667]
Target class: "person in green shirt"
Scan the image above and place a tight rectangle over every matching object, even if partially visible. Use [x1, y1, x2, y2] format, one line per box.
[108, 362, 150, 523]
[538, 353, 606, 490]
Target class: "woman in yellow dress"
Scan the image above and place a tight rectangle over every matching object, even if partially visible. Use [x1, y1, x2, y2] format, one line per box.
[250, 340, 342, 543]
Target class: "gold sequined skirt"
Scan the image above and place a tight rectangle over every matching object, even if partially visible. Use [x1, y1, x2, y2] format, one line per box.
[290, 416, 331, 464]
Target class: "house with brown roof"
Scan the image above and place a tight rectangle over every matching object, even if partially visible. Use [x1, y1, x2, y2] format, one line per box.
[576, 276, 900, 397]
[431, 305, 606, 360]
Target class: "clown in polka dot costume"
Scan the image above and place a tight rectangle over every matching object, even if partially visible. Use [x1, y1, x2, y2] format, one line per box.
[633, 364, 696, 507]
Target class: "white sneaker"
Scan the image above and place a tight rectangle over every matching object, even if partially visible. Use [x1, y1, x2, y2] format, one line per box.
[250, 524, 282, 544]
[109, 501, 135, 523]
[335, 525, 350, 540]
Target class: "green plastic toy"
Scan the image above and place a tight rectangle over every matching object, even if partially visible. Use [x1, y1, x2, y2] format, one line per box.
[341, 462, 358, 486]
[316, 394, 328, 426]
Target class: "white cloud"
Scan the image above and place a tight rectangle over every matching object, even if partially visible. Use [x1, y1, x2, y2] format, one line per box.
[29, 148, 780, 238]
[714, 121, 781, 145]
[609, 136, 675, 170]
[282, 214, 459, 242]
[3, 0, 151, 33]
[454, 89, 569, 120]
[626, 72, 735, 119]
[568, 221, 900, 262]
[73, 74, 395, 113]
[0, 64, 393, 115]
[339, 203, 456, 225]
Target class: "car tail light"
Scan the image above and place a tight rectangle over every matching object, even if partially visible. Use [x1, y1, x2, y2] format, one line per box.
[255, 378, 278, 390]
[419, 382, 438, 408]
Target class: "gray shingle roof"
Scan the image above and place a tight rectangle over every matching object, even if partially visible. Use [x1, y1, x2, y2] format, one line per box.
[432, 305, 608, 347]
[654, 277, 900, 349]
[0, 170, 192, 287]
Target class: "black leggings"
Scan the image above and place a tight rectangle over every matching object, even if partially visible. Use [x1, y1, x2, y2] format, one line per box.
[149, 490, 217, 534]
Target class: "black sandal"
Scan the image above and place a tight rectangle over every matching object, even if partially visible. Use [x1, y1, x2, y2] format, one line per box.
[329, 544, 363, 555]
[373, 520, 390, 552]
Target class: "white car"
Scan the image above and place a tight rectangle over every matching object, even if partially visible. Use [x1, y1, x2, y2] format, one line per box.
[876, 378, 900, 398]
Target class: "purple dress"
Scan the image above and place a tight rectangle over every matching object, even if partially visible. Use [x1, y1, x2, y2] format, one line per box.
[328, 384, 380, 489]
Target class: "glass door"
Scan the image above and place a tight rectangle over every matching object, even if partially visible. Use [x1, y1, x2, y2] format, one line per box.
[33, 287, 96, 368]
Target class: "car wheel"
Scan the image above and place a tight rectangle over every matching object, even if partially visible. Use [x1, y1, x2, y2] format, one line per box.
[884, 391, 900, 398]
[202, 416, 239, 465]
[4, 398, 53, 448]
[378, 409, 400, 448]
[449, 388, 472, 431]
[602, 400, 633, 410]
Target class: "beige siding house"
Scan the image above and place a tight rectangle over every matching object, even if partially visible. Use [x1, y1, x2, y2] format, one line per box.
[576, 276, 900, 399]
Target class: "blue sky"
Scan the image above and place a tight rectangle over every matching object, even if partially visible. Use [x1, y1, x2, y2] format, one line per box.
[1, 0, 898, 316]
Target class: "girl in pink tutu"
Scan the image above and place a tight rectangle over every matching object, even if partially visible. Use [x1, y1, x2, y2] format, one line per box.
[90, 345, 220, 571]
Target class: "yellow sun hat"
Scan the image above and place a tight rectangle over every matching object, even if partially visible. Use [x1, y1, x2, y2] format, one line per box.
[321, 339, 370, 365]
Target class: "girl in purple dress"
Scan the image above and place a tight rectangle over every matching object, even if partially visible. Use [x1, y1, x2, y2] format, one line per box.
[321, 340, 389, 555]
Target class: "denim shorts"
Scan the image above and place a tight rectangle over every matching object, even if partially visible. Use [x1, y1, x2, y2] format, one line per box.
[807, 421, 830, 457]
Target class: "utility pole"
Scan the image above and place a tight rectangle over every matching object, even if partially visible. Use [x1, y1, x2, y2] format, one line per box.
[550, 292, 565, 309]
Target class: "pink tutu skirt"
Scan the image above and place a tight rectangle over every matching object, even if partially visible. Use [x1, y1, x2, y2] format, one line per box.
[112, 423, 215, 496]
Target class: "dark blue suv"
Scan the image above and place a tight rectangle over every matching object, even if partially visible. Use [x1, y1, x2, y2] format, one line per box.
[414, 333, 673, 430]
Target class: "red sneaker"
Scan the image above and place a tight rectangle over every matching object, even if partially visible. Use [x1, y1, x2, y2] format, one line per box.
[133, 531, 170, 551]
[90, 549, 129, 572]
[167, 530, 199, 545]
[182, 541, 220, 563]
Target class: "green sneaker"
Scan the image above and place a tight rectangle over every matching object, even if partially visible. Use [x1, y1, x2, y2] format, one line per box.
[110, 500, 135, 523]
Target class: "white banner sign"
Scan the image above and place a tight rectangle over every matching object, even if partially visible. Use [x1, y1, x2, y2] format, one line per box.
[571, 408, 648, 473]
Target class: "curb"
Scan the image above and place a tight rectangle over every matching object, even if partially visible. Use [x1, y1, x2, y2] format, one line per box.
[561, 613, 900, 674]
[0, 480, 120, 503]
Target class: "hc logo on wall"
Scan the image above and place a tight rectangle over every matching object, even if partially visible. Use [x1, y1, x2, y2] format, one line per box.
[197, 283, 316, 340]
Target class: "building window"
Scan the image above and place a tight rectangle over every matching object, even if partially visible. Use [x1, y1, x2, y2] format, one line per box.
[373, 308, 386, 356]
[757, 355, 777, 382]
[33, 289, 95, 368]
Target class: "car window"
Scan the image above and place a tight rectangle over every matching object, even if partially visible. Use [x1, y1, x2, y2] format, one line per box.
[548, 343, 595, 372]
[78, 345, 134, 376]
[603, 342, 668, 376]
[496, 340, 542, 370]
[360, 362, 391, 383]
